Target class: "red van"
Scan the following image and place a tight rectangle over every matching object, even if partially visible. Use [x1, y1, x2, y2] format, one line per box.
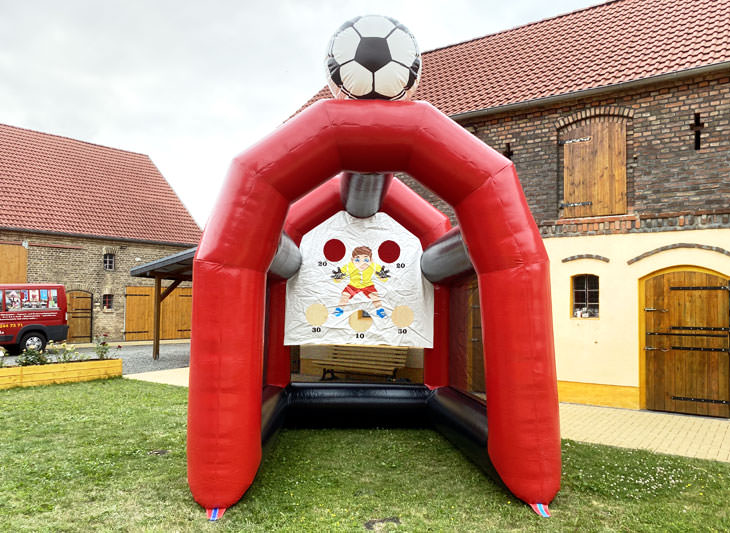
[0, 284, 69, 352]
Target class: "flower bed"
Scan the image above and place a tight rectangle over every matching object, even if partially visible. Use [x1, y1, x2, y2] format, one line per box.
[0, 359, 122, 390]
[0, 335, 122, 390]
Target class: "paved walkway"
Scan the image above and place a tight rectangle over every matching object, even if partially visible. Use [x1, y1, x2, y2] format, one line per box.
[125, 368, 730, 463]
[125, 367, 190, 387]
[560, 402, 730, 462]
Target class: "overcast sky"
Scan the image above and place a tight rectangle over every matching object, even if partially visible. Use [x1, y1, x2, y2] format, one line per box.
[0, 0, 601, 226]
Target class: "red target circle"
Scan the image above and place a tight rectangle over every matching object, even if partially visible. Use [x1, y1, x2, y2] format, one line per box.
[323, 239, 346, 262]
[378, 240, 401, 263]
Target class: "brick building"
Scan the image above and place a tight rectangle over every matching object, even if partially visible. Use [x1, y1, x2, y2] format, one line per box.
[306, 0, 730, 416]
[0, 124, 201, 342]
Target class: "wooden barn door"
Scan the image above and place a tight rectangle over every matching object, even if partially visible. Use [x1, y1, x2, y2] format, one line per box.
[124, 286, 192, 341]
[124, 287, 153, 341]
[467, 277, 485, 393]
[562, 118, 627, 218]
[162, 287, 192, 339]
[448, 274, 485, 395]
[66, 290, 93, 343]
[0, 244, 27, 283]
[644, 270, 730, 417]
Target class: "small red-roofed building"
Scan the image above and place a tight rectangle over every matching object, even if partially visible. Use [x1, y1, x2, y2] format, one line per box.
[0, 124, 201, 342]
[303, 0, 730, 416]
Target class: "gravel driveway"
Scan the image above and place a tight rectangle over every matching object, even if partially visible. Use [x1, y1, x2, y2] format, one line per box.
[2, 342, 190, 375]
[98, 343, 191, 375]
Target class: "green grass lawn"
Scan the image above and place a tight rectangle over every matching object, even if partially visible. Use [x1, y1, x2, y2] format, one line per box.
[1, 379, 729, 532]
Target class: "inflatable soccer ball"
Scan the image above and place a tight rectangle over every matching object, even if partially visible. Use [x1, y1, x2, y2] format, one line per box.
[325, 15, 421, 100]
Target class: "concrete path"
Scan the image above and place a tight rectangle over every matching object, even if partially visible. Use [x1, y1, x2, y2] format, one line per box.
[124, 367, 730, 463]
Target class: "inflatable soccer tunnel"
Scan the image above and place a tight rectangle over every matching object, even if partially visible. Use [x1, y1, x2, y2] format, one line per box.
[188, 99, 561, 518]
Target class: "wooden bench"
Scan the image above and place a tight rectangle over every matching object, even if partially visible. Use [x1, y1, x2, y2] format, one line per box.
[311, 345, 409, 380]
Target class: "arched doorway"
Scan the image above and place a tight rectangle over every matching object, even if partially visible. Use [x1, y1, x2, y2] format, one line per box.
[642, 267, 729, 417]
[66, 290, 93, 343]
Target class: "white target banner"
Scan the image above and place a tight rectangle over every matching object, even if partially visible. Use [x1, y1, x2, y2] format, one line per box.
[284, 211, 434, 347]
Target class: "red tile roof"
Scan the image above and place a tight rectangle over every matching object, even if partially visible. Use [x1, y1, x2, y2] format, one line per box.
[0, 124, 201, 245]
[305, 0, 730, 116]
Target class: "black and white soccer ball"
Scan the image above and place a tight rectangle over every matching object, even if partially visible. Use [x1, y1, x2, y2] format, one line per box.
[325, 15, 421, 101]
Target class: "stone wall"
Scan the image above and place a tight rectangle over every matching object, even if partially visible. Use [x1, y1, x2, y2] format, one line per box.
[401, 70, 730, 235]
[0, 230, 193, 340]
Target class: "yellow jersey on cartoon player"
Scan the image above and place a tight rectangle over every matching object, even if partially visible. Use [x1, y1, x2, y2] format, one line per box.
[341, 262, 385, 288]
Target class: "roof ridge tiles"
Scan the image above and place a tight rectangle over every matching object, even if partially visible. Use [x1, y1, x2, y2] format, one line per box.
[0, 123, 150, 158]
[412, 0, 729, 116]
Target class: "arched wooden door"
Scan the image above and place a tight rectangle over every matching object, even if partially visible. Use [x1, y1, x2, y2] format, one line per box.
[644, 269, 730, 417]
[66, 290, 93, 343]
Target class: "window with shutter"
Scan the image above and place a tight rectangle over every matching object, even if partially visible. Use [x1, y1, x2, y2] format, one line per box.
[561, 117, 627, 218]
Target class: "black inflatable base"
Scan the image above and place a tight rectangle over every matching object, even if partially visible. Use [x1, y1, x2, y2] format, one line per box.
[261, 383, 501, 484]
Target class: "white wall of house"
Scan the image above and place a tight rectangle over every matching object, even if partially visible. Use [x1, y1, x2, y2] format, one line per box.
[545, 228, 730, 393]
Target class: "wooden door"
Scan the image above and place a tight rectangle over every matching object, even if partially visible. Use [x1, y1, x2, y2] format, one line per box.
[0, 244, 27, 283]
[467, 277, 485, 393]
[124, 287, 153, 341]
[447, 274, 485, 395]
[124, 286, 192, 341]
[67, 290, 93, 343]
[563, 118, 627, 218]
[645, 271, 730, 417]
[162, 287, 192, 339]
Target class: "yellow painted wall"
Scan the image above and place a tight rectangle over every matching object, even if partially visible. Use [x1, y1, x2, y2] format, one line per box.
[545, 228, 730, 390]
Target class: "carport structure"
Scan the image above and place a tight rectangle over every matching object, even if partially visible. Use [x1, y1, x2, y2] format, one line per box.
[130, 247, 195, 359]
[129, 236, 304, 359]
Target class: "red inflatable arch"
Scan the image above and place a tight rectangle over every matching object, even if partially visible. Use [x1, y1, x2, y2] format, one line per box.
[189, 99, 560, 516]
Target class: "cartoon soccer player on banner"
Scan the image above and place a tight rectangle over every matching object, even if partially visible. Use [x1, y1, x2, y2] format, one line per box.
[331, 245, 390, 318]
